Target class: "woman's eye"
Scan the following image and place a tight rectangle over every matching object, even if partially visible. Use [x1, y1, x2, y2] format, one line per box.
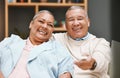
[48, 24, 54, 28]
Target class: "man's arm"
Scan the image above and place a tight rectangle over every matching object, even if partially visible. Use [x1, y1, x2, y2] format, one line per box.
[59, 72, 72, 78]
[75, 38, 111, 72]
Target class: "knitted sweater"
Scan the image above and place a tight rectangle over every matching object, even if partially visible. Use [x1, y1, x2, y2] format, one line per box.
[53, 33, 111, 78]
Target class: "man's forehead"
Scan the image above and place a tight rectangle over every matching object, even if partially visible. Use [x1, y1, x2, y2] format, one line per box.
[67, 9, 84, 14]
[66, 9, 86, 17]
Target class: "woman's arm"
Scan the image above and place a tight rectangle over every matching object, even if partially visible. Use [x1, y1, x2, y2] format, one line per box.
[0, 71, 4, 78]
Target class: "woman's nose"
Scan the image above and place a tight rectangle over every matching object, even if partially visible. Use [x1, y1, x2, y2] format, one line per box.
[42, 23, 47, 28]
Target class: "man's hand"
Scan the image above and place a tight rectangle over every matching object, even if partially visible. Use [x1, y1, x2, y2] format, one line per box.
[74, 55, 96, 70]
[59, 72, 72, 78]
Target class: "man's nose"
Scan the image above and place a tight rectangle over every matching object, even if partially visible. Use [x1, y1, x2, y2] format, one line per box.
[73, 20, 79, 26]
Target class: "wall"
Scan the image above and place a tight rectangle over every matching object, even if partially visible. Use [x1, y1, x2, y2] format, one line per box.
[0, 0, 5, 41]
[111, 0, 120, 42]
[88, 0, 111, 42]
[111, 0, 120, 78]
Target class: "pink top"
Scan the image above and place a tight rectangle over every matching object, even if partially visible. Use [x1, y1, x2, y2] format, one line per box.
[8, 38, 35, 78]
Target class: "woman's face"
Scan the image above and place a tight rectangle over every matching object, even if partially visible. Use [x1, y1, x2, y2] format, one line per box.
[29, 12, 54, 45]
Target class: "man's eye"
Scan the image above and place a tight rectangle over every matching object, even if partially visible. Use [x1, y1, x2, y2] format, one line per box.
[78, 16, 84, 20]
[38, 20, 44, 23]
[68, 19, 74, 21]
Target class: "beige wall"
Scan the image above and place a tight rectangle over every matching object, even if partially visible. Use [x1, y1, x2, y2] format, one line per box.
[0, 0, 5, 41]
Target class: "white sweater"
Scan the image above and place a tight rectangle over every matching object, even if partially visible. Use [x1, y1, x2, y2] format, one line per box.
[53, 33, 111, 78]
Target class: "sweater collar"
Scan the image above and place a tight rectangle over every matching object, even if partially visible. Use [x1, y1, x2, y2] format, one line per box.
[70, 32, 90, 41]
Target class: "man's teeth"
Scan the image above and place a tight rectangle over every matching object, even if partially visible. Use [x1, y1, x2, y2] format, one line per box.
[39, 30, 47, 35]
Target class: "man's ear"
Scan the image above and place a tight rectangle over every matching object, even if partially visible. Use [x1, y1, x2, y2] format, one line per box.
[29, 21, 33, 29]
[88, 18, 90, 27]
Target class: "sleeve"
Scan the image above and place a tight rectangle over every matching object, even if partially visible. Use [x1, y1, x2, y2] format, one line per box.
[0, 37, 11, 57]
[55, 41, 74, 77]
[58, 54, 73, 76]
[0, 34, 21, 67]
[0, 34, 20, 48]
[92, 38, 111, 73]
[0, 37, 10, 68]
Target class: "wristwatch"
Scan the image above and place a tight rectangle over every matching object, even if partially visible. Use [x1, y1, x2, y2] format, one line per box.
[90, 61, 97, 70]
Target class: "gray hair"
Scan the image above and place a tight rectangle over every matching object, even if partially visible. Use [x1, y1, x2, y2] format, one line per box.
[65, 6, 88, 18]
[32, 10, 55, 20]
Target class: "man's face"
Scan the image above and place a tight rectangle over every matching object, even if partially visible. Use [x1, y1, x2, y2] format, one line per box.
[66, 9, 90, 39]
[29, 12, 54, 44]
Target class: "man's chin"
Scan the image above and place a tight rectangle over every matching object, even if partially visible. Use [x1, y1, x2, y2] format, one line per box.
[73, 35, 84, 39]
